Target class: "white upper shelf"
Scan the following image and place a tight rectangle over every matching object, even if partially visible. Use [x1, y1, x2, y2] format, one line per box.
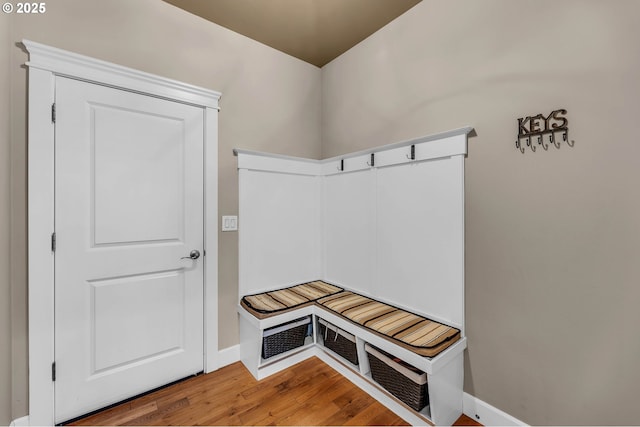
[234, 126, 473, 175]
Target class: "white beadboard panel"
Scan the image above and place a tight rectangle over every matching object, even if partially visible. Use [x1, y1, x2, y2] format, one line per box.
[323, 170, 375, 292]
[238, 169, 322, 297]
[236, 139, 467, 330]
[375, 156, 465, 329]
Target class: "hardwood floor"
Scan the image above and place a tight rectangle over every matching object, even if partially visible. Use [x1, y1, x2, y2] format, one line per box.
[69, 357, 481, 426]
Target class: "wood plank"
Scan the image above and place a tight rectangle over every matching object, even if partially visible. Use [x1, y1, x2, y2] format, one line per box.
[453, 414, 483, 426]
[68, 357, 480, 426]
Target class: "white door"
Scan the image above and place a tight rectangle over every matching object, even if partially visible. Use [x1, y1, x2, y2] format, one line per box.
[54, 77, 204, 423]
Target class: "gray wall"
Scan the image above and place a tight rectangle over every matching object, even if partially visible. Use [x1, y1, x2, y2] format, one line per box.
[322, 0, 640, 425]
[1, 10, 12, 427]
[4, 0, 321, 421]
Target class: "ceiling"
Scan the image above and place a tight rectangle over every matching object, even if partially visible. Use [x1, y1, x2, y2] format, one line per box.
[163, 0, 422, 67]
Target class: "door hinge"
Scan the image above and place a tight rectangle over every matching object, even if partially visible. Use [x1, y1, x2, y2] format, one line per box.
[52, 362, 56, 382]
[51, 232, 56, 252]
[51, 103, 56, 123]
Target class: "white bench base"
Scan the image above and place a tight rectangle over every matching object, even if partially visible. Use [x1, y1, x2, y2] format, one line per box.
[238, 304, 466, 426]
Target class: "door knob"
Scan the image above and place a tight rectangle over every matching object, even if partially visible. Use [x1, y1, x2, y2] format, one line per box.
[181, 250, 201, 260]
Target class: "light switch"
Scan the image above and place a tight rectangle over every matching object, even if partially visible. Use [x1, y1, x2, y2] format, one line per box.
[222, 215, 238, 232]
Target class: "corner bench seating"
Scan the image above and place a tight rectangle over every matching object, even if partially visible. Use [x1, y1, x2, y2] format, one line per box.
[236, 129, 472, 425]
[240, 280, 461, 358]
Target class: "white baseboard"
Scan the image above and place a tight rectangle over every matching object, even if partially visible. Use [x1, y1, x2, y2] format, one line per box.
[10, 416, 29, 427]
[463, 392, 527, 426]
[218, 344, 240, 368]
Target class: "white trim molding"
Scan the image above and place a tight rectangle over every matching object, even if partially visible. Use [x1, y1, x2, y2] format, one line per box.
[23, 40, 220, 426]
[23, 40, 220, 110]
[218, 345, 241, 368]
[463, 392, 528, 426]
[9, 416, 30, 427]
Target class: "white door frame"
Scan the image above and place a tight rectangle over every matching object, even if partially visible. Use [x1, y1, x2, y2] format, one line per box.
[23, 40, 221, 426]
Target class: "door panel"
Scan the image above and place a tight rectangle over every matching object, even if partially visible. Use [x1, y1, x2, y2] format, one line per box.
[90, 270, 186, 374]
[91, 104, 186, 245]
[54, 77, 204, 423]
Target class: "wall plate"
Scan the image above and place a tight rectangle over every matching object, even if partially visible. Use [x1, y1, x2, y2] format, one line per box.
[222, 215, 238, 231]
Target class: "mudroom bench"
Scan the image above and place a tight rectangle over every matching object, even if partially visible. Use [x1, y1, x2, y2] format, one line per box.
[235, 127, 473, 426]
[237, 281, 467, 426]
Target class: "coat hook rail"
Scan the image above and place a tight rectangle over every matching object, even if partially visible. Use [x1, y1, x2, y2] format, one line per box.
[515, 108, 575, 154]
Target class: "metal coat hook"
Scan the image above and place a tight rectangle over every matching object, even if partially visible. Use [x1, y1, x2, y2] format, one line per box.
[516, 138, 525, 154]
[538, 135, 548, 151]
[563, 130, 575, 147]
[526, 136, 536, 152]
[406, 144, 416, 160]
[366, 153, 375, 167]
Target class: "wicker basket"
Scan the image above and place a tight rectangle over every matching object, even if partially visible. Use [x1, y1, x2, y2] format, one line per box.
[365, 343, 429, 411]
[262, 316, 311, 359]
[318, 318, 359, 366]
